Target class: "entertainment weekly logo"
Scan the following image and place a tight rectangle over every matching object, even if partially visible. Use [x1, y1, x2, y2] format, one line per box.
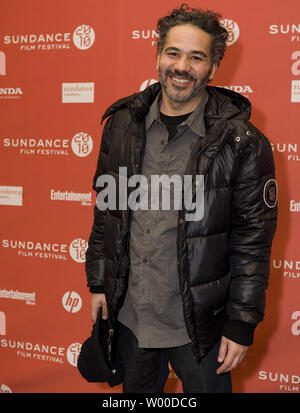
[2, 24, 95, 52]
[290, 200, 300, 212]
[1, 238, 88, 263]
[0, 288, 36, 305]
[1, 132, 93, 157]
[50, 189, 92, 206]
[131, 18, 240, 47]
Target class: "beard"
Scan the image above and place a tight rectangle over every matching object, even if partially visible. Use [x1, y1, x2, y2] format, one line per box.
[158, 67, 210, 103]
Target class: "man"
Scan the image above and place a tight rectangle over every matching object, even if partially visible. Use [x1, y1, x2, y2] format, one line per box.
[85, 4, 277, 393]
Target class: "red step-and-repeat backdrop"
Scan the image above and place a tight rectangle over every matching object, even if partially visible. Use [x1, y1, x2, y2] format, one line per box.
[0, 0, 299, 394]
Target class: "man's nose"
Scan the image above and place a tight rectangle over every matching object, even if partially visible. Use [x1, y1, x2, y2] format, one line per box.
[174, 55, 191, 73]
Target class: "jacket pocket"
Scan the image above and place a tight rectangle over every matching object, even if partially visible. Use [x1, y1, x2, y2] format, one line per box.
[191, 272, 231, 318]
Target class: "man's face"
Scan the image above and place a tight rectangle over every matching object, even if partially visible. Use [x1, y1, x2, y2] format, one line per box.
[157, 24, 217, 104]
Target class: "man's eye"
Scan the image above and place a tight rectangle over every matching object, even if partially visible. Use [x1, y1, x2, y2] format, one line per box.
[191, 56, 203, 61]
[167, 52, 178, 57]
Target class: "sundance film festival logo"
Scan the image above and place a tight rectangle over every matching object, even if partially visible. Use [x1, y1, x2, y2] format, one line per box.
[273, 258, 300, 280]
[96, 167, 205, 222]
[220, 19, 240, 45]
[2, 133, 93, 157]
[132, 29, 158, 47]
[269, 24, 300, 42]
[258, 370, 300, 392]
[67, 343, 81, 367]
[71, 132, 93, 156]
[271, 142, 299, 162]
[69, 238, 88, 263]
[62, 291, 82, 313]
[0, 384, 12, 393]
[73, 25, 95, 50]
[132, 19, 239, 47]
[1, 238, 88, 262]
[2, 25, 95, 52]
[0, 336, 81, 366]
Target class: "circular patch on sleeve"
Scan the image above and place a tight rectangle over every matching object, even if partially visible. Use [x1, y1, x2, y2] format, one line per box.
[263, 179, 278, 208]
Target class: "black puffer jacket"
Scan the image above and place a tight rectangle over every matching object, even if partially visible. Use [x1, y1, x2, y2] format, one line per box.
[85, 83, 277, 361]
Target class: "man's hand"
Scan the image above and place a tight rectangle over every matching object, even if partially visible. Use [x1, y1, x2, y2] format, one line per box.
[216, 336, 248, 375]
[90, 293, 108, 323]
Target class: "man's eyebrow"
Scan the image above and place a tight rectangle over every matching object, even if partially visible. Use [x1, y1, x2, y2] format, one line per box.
[164, 47, 208, 58]
[192, 50, 208, 58]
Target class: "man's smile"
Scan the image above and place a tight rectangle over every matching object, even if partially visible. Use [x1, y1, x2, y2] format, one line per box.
[166, 70, 195, 88]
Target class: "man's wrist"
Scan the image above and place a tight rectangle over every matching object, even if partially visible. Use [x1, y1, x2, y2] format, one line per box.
[89, 286, 105, 294]
[222, 320, 255, 346]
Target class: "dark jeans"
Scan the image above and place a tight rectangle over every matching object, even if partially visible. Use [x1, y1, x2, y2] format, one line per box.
[116, 321, 232, 393]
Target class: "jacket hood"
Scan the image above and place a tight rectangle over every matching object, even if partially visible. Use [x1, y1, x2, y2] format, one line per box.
[101, 82, 252, 125]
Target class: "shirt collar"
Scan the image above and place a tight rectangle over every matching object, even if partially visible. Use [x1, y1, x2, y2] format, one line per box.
[145, 91, 162, 131]
[145, 89, 209, 137]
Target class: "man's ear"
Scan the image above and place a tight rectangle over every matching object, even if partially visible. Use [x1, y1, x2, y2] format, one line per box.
[156, 53, 161, 71]
[208, 63, 218, 81]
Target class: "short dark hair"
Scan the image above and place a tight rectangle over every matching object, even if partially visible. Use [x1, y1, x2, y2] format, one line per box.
[156, 3, 228, 66]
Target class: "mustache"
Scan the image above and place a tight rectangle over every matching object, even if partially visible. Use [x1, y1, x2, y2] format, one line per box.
[165, 69, 195, 82]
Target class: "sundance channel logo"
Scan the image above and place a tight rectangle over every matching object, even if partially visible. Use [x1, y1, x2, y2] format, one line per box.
[1, 132, 93, 157]
[2, 24, 95, 52]
[0, 186, 22, 206]
[1, 238, 88, 262]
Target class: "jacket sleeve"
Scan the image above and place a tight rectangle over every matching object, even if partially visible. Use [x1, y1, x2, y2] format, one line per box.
[85, 117, 112, 293]
[223, 129, 278, 345]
